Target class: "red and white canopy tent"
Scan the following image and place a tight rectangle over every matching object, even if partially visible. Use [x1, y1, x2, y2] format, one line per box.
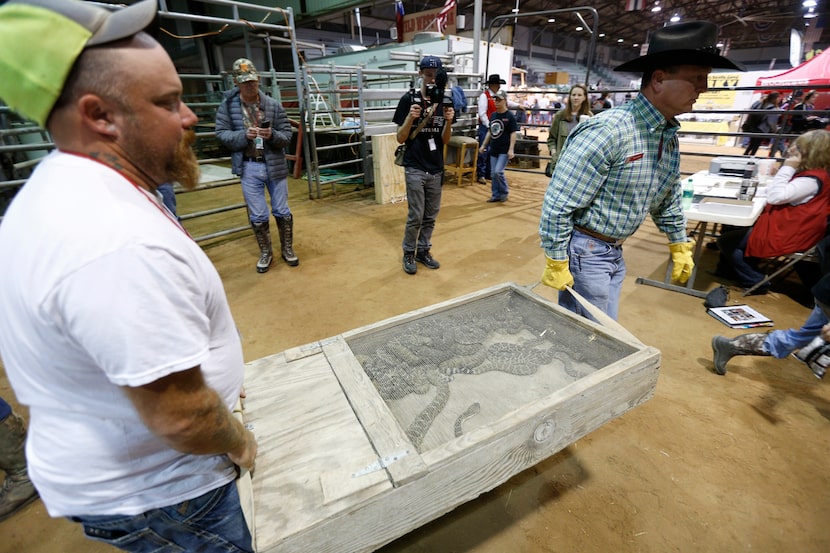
[756, 49, 830, 110]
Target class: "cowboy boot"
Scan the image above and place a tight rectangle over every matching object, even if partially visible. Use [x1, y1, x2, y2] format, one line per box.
[251, 221, 273, 273]
[711, 333, 771, 375]
[0, 411, 38, 521]
[275, 215, 299, 266]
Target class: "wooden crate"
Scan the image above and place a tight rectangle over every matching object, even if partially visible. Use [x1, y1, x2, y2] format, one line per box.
[243, 282, 660, 552]
[371, 133, 406, 205]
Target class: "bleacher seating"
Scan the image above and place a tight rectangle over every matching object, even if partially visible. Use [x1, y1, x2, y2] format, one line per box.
[516, 57, 629, 89]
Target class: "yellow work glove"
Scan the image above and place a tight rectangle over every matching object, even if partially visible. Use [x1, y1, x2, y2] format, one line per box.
[541, 257, 574, 290]
[668, 240, 695, 284]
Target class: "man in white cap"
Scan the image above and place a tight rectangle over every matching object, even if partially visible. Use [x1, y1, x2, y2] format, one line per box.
[216, 57, 298, 272]
[539, 21, 745, 320]
[0, 1, 256, 550]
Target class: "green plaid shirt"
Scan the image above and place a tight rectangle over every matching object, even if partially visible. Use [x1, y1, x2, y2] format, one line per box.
[539, 93, 688, 260]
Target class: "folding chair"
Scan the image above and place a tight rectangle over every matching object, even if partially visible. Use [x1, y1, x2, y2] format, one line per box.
[742, 245, 818, 296]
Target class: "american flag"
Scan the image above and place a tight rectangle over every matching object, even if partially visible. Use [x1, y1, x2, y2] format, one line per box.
[436, 0, 456, 33]
[625, 0, 645, 11]
[395, 0, 405, 43]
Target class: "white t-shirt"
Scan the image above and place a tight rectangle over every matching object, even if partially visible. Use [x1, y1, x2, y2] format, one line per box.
[478, 90, 492, 127]
[0, 152, 244, 517]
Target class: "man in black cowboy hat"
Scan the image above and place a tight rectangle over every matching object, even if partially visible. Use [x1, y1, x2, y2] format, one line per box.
[539, 21, 744, 320]
[477, 73, 507, 184]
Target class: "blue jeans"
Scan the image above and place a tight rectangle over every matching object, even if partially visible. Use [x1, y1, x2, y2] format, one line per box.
[0, 396, 10, 421]
[765, 305, 829, 358]
[727, 231, 766, 287]
[489, 154, 509, 200]
[240, 161, 290, 223]
[768, 136, 788, 158]
[402, 166, 442, 253]
[477, 124, 490, 179]
[157, 183, 178, 218]
[559, 229, 626, 321]
[70, 481, 252, 553]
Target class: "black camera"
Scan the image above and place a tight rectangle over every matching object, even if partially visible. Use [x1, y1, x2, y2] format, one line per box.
[426, 68, 448, 105]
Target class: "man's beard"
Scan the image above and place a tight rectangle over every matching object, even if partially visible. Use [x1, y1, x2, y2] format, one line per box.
[167, 129, 200, 190]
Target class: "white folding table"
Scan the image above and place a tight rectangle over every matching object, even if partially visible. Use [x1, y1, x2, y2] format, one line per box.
[636, 170, 767, 297]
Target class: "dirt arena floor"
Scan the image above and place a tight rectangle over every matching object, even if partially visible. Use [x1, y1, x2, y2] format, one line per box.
[2, 139, 829, 552]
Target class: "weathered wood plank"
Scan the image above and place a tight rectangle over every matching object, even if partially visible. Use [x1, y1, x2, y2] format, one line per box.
[233, 400, 256, 552]
[371, 134, 406, 205]
[322, 337, 429, 487]
[244, 352, 392, 551]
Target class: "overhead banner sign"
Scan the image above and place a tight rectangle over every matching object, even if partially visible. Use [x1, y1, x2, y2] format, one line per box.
[402, 6, 456, 42]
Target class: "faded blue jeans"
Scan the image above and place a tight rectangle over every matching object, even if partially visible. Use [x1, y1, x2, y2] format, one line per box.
[157, 183, 178, 219]
[477, 123, 490, 179]
[764, 304, 829, 358]
[489, 153, 509, 200]
[402, 166, 443, 254]
[0, 396, 10, 421]
[558, 229, 626, 321]
[240, 160, 290, 223]
[70, 480, 252, 553]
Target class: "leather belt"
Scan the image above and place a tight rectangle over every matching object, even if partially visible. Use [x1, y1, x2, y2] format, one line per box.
[243, 156, 264, 163]
[574, 225, 625, 246]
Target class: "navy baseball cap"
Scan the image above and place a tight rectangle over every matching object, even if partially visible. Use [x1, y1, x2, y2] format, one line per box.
[419, 55, 442, 70]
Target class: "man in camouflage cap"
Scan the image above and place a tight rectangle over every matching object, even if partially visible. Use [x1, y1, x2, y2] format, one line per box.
[216, 57, 299, 272]
[232, 57, 259, 82]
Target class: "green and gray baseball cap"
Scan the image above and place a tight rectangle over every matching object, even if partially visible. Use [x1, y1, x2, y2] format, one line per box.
[0, 0, 158, 126]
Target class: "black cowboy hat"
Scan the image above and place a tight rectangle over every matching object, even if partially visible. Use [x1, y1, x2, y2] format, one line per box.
[486, 74, 506, 85]
[614, 21, 744, 73]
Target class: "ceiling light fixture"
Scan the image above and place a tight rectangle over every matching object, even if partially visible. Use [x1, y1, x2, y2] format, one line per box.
[651, 5, 662, 12]
[576, 25, 583, 31]
[599, 32, 606, 37]
[617, 38, 624, 42]
[803, 0, 817, 7]
[548, 18, 556, 23]
[670, 13, 680, 22]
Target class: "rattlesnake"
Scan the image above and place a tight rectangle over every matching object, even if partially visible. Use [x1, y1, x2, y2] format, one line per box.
[356, 299, 596, 452]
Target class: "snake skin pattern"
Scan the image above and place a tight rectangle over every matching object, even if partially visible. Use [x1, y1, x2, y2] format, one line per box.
[355, 297, 600, 452]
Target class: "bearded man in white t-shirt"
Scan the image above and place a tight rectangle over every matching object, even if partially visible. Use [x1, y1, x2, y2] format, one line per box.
[0, 1, 257, 551]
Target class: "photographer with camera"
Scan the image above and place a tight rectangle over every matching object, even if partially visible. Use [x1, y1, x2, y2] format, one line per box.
[392, 55, 455, 275]
[216, 58, 298, 273]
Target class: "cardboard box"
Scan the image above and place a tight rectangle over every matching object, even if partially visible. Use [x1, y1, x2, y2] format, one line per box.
[544, 71, 570, 85]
